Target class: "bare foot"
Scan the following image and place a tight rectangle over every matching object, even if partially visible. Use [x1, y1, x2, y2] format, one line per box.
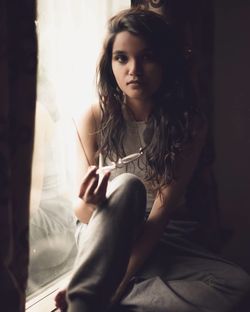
[55, 289, 68, 311]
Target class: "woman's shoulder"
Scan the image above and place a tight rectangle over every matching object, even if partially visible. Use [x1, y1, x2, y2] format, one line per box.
[77, 103, 102, 133]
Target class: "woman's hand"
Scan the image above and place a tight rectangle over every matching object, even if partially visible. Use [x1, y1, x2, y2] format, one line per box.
[78, 165, 110, 208]
[75, 166, 110, 224]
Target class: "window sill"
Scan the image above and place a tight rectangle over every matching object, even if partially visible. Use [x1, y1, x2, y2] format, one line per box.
[26, 272, 71, 312]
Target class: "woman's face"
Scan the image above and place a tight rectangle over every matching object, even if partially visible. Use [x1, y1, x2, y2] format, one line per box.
[111, 31, 163, 103]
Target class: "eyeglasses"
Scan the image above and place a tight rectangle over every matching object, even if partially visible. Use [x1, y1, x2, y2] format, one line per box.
[97, 148, 144, 175]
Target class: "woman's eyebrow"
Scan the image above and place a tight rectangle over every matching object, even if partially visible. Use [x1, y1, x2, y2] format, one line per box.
[112, 48, 153, 55]
[112, 50, 126, 55]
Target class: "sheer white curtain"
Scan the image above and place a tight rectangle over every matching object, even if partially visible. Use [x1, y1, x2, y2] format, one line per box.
[28, 0, 130, 296]
[36, 0, 130, 196]
[37, 0, 130, 113]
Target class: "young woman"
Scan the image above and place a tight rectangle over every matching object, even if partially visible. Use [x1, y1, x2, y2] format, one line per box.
[55, 8, 250, 312]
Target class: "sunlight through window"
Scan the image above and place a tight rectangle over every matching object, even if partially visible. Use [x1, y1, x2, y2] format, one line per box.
[27, 0, 130, 300]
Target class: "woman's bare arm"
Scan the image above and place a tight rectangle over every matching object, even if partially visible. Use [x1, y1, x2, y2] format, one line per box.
[73, 104, 104, 224]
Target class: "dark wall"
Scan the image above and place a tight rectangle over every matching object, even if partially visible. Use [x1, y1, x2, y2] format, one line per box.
[214, 0, 250, 272]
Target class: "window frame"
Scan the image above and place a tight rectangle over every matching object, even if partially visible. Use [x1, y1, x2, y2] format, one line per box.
[26, 271, 72, 311]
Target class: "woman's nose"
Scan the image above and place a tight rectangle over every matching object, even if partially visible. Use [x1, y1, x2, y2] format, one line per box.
[128, 59, 142, 76]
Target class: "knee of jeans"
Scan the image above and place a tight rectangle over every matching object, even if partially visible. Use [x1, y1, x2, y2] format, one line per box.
[110, 172, 142, 189]
[109, 173, 146, 217]
[117, 172, 143, 187]
[117, 173, 146, 197]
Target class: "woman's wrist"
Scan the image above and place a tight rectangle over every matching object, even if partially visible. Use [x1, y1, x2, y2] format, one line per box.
[74, 197, 96, 223]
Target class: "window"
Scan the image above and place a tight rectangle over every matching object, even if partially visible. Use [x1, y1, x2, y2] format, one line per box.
[27, 0, 130, 303]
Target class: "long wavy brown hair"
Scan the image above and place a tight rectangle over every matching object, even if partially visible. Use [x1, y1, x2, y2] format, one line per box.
[96, 8, 202, 189]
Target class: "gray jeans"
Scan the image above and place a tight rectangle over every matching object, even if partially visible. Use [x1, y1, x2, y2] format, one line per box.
[66, 173, 250, 312]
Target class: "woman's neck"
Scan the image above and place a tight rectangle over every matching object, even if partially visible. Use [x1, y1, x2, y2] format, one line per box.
[125, 98, 153, 121]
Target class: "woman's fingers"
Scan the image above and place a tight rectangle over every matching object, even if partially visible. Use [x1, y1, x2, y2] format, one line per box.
[84, 176, 99, 201]
[79, 166, 97, 197]
[95, 171, 110, 199]
[79, 167, 110, 206]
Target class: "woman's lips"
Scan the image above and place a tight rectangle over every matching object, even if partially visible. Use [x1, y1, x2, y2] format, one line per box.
[127, 80, 142, 85]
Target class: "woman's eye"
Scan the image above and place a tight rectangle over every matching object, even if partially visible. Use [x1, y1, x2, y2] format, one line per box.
[114, 54, 128, 63]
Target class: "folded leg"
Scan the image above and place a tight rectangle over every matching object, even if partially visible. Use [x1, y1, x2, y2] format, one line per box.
[66, 173, 147, 312]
